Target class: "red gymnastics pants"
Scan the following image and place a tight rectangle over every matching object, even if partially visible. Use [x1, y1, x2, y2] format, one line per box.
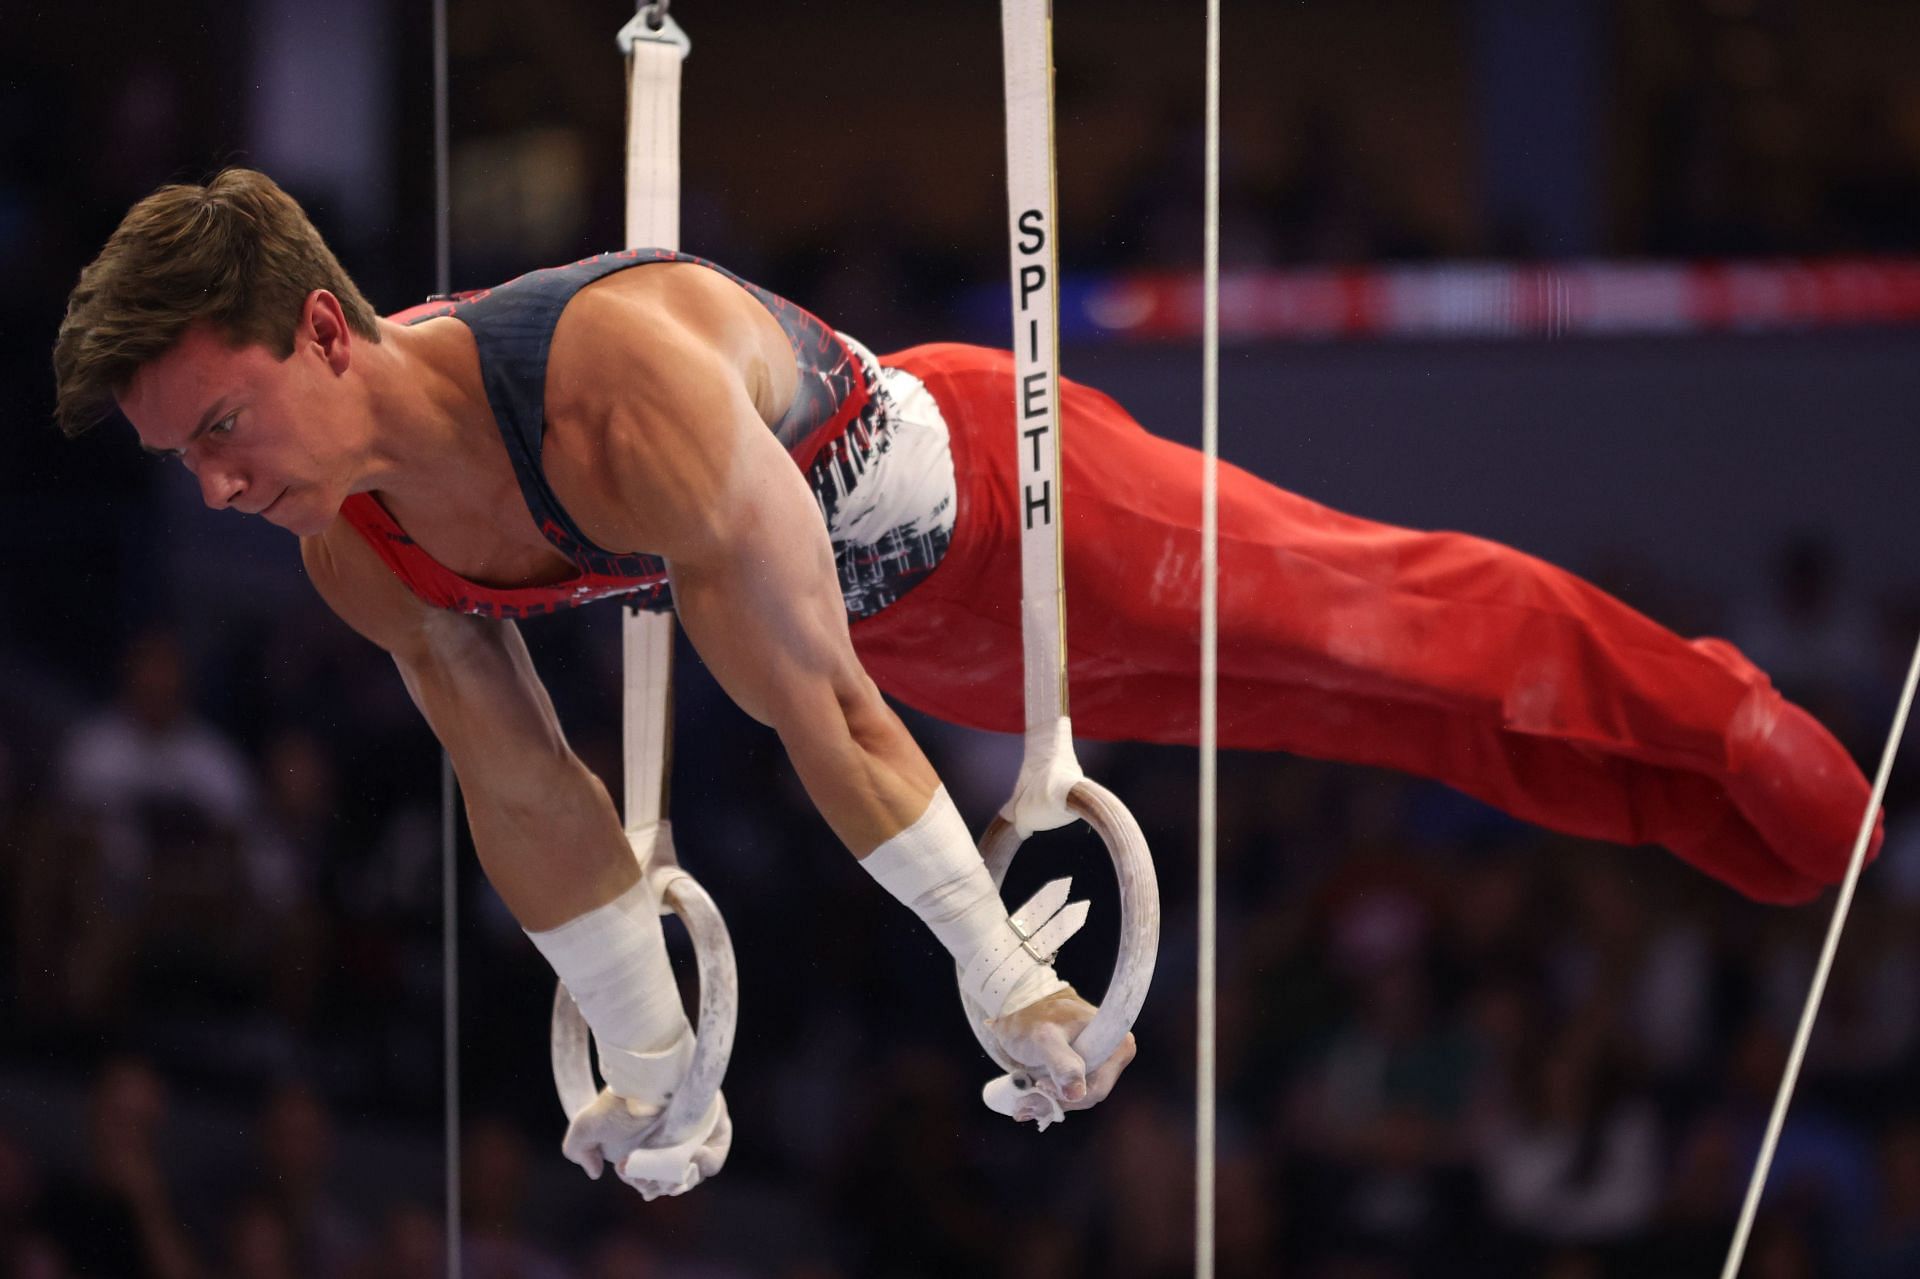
[848, 344, 1882, 905]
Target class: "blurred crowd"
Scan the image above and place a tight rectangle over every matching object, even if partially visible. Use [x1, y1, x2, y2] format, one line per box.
[2, 531, 1919, 1278]
[5, 0, 1920, 1275]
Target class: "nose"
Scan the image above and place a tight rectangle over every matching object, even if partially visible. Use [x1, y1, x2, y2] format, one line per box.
[193, 460, 247, 511]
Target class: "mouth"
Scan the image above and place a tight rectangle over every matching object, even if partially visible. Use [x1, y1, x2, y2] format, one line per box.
[257, 488, 289, 518]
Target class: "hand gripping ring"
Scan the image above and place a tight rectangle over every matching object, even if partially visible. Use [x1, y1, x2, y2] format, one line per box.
[958, 778, 1160, 1106]
[551, 826, 738, 1146]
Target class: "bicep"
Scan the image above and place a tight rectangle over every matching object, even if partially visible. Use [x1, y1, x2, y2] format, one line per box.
[557, 310, 865, 730]
[665, 417, 862, 730]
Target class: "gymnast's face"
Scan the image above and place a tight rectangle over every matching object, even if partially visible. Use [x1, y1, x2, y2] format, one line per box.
[116, 290, 365, 538]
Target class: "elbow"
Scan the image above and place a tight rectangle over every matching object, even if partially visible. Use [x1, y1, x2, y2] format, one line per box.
[764, 662, 883, 754]
[473, 752, 612, 835]
[836, 672, 897, 752]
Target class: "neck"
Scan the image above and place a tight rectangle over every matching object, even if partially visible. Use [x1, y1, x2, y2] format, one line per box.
[349, 316, 490, 505]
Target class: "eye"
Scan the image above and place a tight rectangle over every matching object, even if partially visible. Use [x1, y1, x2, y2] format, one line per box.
[209, 414, 237, 437]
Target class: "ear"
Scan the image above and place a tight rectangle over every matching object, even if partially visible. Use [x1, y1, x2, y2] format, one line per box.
[302, 289, 354, 376]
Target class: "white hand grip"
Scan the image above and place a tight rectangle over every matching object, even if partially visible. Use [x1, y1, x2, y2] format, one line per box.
[982, 1074, 1066, 1130]
[552, 833, 738, 1147]
[959, 778, 1160, 1120]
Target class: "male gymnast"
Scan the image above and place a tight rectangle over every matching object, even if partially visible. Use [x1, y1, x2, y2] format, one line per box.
[54, 170, 1882, 1198]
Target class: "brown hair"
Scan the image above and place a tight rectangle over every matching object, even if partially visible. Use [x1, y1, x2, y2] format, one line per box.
[52, 168, 381, 437]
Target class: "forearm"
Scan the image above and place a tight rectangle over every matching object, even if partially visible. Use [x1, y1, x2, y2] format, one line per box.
[461, 753, 642, 932]
[390, 628, 640, 931]
[772, 670, 942, 857]
[461, 749, 690, 1099]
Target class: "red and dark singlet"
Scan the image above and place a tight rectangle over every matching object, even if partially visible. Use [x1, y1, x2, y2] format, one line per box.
[342, 250, 948, 620]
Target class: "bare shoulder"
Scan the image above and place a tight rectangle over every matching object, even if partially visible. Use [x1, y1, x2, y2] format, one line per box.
[300, 518, 441, 659]
[546, 261, 789, 426]
[543, 262, 794, 559]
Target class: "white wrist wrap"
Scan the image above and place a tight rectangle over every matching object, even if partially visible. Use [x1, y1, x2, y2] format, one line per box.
[526, 875, 694, 1104]
[861, 787, 1084, 1019]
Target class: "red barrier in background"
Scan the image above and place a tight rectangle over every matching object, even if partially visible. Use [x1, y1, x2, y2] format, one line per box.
[1077, 259, 1920, 341]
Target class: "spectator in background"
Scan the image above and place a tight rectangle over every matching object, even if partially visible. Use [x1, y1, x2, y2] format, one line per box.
[1665, 1017, 1877, 1275]
[1631, 1109, 1742, 1275]
[1091, 1094, 1191, 1279]
[246, 730, 338, 1026]
[1214, 1139, 1284, 1279]
[216, 1196, 298, 1279]
[36, 1056, 201, 1279]
[1730, 535, 1880, 742]
[1548, 857, 1714, 1084]
[0, 1130, 63, 1277]
[56, 627, 257, 1022]
[460, 1117, 568, 1279]
[582, 1223, 767, 1279]
[344, 1203, 440, 1279]
[1859, 1118, 1920, 1278]
[11, 1237, 71, 1278]
[830, 1048, 1002, 1279]
[999, 1215, 1088, 1279]
[224, 1080, 366, 1279]
[1284, 892, 1479, 1267]
[1474, 1032, 1663, 1260]
[1744, 1218, 1820, 1279]
[59, 627, 255, 876]
[581, 1226, 668, 1278]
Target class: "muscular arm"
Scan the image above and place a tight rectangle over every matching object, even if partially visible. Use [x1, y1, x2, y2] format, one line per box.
[666, 407, 941, 854]
[547, 274, 940, 854]
[300, 523, 638, 929]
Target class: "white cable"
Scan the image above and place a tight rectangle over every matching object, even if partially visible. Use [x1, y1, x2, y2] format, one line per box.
[1196, 1, 1221, 1276]
[1718, 631, 1920, 1278]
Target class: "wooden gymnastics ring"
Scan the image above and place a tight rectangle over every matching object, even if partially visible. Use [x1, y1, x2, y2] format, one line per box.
[551, 823, 738, 1146]
[959, 777, 1160, 1126]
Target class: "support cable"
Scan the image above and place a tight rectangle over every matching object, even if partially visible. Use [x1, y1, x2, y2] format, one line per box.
[1718, 634, 1919, 1277]
[1196, 2, 1222, 1276]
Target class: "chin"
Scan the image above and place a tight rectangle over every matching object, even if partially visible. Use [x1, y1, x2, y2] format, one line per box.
[285, 507, 335, 537]
[267, 491, 330, 537]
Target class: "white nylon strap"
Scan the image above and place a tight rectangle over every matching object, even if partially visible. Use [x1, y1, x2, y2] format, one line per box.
[999, 0, 1085, 837]
[619, 11, 689, 833]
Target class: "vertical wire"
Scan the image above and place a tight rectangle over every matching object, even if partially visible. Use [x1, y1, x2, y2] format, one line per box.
[440, 757, 460, 1278]
[1718, 631, 1920, 1278]
[1196, 0, 1221, 1275]
[433, 0, 451, 297]
[432, 0, 460, 1273]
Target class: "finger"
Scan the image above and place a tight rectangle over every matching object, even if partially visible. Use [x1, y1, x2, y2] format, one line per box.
[1070, 1032, 1137, 1110]
[567, 1142, 605, 1181]
[1032, 1022, 1087, 1102]
[560, 1123, 601, 1178]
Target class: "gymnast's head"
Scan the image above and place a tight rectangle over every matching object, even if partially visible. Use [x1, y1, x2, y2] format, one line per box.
[54, 168, 383, 535]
